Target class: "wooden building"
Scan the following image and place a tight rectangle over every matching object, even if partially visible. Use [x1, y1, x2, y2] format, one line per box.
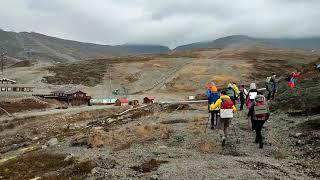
[115, 98, 129, 106]
[0, 78, 34, 92]
[0, 78, 16, 84]
[143, 96, 155, 104]
[50, 86, 91, 106]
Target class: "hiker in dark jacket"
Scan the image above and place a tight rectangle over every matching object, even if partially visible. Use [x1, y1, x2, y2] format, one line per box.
[246, 83, 258, 130]
[248, 92, 270, 149]
[207, 85, 220, 129]
[266, 73, 278, 100]
[226, 83, 236, 105]
[239, 84, 248, 111]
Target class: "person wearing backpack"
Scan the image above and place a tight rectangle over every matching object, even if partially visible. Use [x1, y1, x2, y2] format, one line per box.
[248, 92, 270, 149]
[207, 85, 220, 129]
[246, 83, 258, 130]
[226, 83, 236, 105]
[287, 71, 301, 89]
[210, 91, 236, 146]
[266, 73, 278, 100]
[239, 84, 248, 111]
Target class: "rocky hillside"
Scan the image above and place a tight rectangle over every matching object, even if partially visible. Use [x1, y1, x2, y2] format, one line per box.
[0, 29, 170, 63]
[175, 35, 320, 51]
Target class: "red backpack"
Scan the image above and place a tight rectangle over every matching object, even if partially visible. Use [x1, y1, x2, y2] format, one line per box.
[221, 98, 234, 109]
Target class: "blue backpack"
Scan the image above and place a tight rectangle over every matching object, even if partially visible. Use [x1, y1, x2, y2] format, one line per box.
[208, 91, 220, 104]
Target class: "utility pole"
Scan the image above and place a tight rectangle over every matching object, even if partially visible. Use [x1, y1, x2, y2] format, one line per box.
[0, 51, 5, 75]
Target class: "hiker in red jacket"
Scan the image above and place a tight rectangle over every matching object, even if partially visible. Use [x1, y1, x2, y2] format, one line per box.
[287, 71, 301, 89]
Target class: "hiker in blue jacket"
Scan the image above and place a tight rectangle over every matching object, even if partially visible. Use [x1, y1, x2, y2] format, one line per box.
[207, 85, 220, 129]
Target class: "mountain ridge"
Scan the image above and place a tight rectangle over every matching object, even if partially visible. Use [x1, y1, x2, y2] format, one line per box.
[174, 35, 320, 50]
[0, 29, 170, 63]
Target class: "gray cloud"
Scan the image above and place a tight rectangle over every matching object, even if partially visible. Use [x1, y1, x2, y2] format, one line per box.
[0, 0, 320, 48]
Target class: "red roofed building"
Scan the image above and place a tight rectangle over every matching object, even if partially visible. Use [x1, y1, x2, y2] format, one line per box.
[115, 98, 129, 106]
[143, 96, 155, 104]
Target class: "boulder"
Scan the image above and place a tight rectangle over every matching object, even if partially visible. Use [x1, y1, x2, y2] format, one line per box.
[64, 154, 74, 162]
[294, 133, 303, 138]
[150, 175, 160, 180]
[46, 138, 58, 147]
[88, 127, 105, 148]
[70, 134, 88, 147]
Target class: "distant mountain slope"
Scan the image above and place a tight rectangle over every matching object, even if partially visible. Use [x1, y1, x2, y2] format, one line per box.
[0, 29, 170, 63]
[175, 35, 320, 51]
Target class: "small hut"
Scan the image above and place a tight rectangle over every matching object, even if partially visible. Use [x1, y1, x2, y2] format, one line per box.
[143, 96, 155, 104]
[115, 98, 129, 106]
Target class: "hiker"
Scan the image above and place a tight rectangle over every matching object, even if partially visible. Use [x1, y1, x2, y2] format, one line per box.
[246, 83, 258, 130]
[207, 85, 220, 129]
[232, 82, 240, 107]
[248, 92, 270, 149]
[210, 90, 236, 146]
[226, 83, 236, 105]
[287, 71, 301, 89]
[239, 84, 248, 111]
[265, 73, 278, 100]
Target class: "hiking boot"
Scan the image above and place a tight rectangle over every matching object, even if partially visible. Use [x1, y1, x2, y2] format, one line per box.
[222, 136, 226, 146]
[210, 126, 215, 130]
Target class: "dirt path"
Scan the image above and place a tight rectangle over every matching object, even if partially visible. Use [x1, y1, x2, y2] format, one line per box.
[47, 104, 314, 179]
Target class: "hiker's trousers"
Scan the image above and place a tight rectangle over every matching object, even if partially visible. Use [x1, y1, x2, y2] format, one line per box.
[210, 110, 219, 127]
[253, 120, 266, 143]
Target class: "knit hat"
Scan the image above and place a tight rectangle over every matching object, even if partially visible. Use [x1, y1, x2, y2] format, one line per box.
[210, 85, 218, 92]
[250, 83, 256, 90]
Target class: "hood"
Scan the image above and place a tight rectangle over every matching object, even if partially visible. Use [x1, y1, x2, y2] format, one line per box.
[220, 95, 230, 99]
[255, 95, 265, 102]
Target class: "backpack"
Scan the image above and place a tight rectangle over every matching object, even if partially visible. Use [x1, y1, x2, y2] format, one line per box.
[285, 75, 291, 82]
[249, 91, 257, 100]
[226, 88, 235, 99]
[221, 98, 234, 109]
[254, 96, 270, 120]
[208, 92, 220, 104]
[220, 98, 234, 118]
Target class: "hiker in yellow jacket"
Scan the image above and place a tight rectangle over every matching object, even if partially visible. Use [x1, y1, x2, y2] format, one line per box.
[210, 91, 236, 146]
[210, 94, 237, 111]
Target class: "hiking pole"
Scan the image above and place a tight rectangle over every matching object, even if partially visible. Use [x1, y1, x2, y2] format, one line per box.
[205, 111, 211, 133]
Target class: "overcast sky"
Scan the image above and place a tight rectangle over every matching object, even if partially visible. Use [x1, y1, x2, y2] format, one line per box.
[1, 0, 320, 48]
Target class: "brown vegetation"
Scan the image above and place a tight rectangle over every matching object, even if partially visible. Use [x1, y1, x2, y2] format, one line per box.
[0, 98, 50, 116]
[43, 56, 153, 86]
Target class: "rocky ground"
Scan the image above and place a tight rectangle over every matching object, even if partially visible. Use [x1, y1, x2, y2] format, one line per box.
[0, 102, 319, 179]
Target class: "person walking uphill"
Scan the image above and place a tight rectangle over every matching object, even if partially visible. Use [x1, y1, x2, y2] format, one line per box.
[265, 73, 278, 100]
[226, 83, 236, 105]
[210, 91, 236, 146]
[248, 92, 270, 149]
[246, 83, 258, 130]
[207, 85, 220, 129]
[287, 71, 301, 89]
[239, 85, 248, 111]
